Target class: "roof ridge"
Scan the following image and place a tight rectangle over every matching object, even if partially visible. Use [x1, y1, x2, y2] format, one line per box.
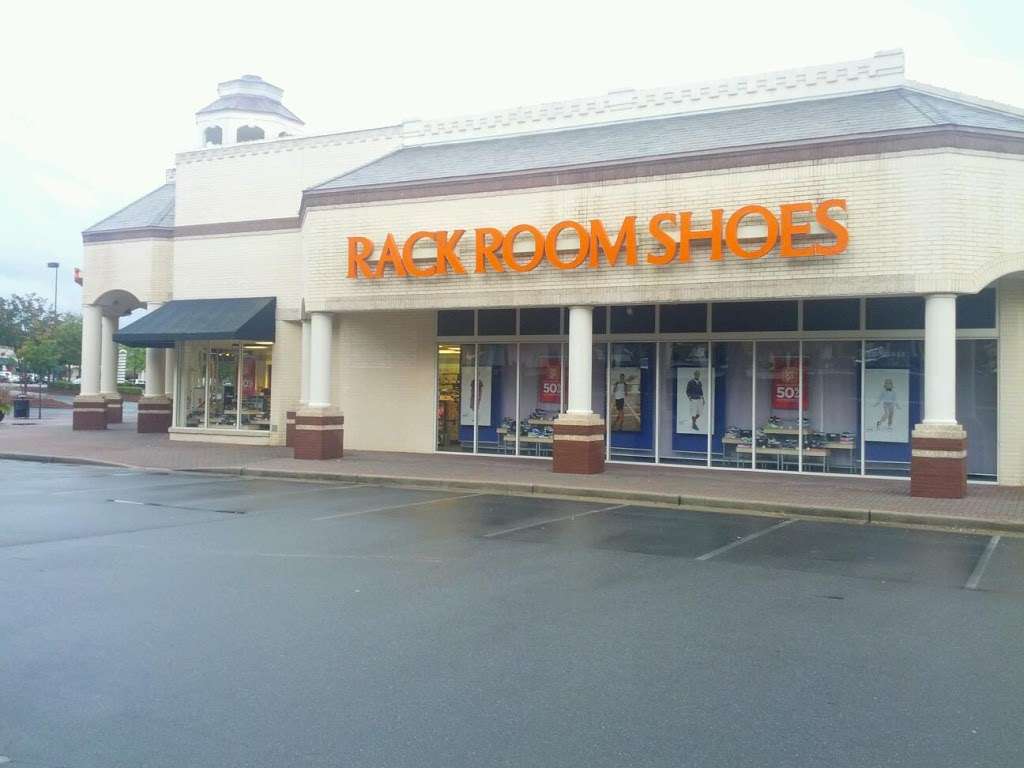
[307, 146, 409, 191]
[84, 182, 174, 233]
[896, 90, 948, 125]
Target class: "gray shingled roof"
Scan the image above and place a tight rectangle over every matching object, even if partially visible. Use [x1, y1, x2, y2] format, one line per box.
[197, 94, 304, 124]
[84, 182, 175, 233]
[311, 88, 1024, 191]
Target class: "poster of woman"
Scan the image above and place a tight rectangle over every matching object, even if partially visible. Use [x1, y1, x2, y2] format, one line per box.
[864, 368, 909, 443]
[609, 367, 641, 432]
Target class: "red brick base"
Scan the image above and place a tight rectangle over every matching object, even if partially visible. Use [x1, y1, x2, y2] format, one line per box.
[910, 425, 967, 499]
[137, 397, 172, 434]
[104, 395, 123, 424]
[294, 410, 344, 460]
[552, 415, 606, 474]
[73, 396, 107, 430]
[285, 410, 296, 448]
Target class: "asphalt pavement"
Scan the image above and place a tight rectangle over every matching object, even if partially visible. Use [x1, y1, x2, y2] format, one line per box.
[1, 459, 1022, 767]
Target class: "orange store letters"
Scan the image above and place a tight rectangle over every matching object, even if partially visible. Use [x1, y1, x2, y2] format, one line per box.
[346, 199, 848, 279]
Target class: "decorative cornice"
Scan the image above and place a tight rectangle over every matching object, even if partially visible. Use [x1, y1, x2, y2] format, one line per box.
[83, 227, 174, 244]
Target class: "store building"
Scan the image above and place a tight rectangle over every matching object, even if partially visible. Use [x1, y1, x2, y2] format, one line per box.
[77, 52, 1024, 497]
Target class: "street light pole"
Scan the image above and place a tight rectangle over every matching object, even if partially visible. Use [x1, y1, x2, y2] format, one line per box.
[47, 262, 60, 316]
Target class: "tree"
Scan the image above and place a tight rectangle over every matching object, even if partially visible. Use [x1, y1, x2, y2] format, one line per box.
[0, 293, 50, 349]
[122, 346, 145, 379]
[18, 335, 59, 379]
[51, 315, 82, 377]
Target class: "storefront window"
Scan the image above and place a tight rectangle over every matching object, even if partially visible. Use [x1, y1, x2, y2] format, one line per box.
[957, 339, 997, 479]
[754, 342, 804, 472]
[239, 344, 272, 430]
[658, 342, 709, 466]
[176, 341, 273, 432]
[477, 344, 517, 455]
[804, 341, 861, 474]
[179, 344, 209, 428]
[518, 343, 562, 457]
[436, 343, 473, 453]
[608, 342, 655, 462]
[863, 340, 923, 476]
[711, 342, 753, 468]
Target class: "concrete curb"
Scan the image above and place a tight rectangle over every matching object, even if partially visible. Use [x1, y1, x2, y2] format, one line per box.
[184, 465, 1024, 536]
[2, 451, 1021, 536]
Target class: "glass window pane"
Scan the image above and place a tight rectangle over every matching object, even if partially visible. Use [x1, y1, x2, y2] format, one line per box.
[239, 344, 272, 431]
[864, 340, 923, 476]
[957, 288, 996, 329]
[178, 343, 208, 428]
[208, 345, 240, 429]
[519, 307, 561, 335]
[659, 342, 709, 466]
[476, 344, 517, 455]
[437, 310, 474, 336]
[803, 299, 860, 331]
[593, 307, 608, 335]
[804, 341, 862, 474]
[478, 309, 516, 335]
[518, 344, 561, 457]
[608, 342, 655, 462]
[659, 303, 707, 333]
[436, 343, 474, 453]
[610, 305, 655, 334]
[865, 297, 924, 330]
[711, 342, 753, 468]
[712, 301, 798, 332]
[754, 342, 804, 472]
[957, 339, 997, 479]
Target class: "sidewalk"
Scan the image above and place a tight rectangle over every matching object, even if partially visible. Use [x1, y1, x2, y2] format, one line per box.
[2, 420, 1022, 533]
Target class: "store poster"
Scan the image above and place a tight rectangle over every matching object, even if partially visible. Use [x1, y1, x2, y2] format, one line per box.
[771, 357, 808, 410]
[242, 356, 257, 397]
[538, 357, 561, 404]
[609, 367, 641, 432]
[864, 368, 909, 443]
[460, 365, 492, 426]
[675, 367, 710, 434]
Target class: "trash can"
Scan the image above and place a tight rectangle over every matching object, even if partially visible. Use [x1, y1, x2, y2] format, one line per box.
[13, 396, 30, 418]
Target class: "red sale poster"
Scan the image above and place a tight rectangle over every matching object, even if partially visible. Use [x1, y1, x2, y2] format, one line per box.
[538, 357, 562, 404]
[242, 356, 257, 397]
[772, 358, 807, 410]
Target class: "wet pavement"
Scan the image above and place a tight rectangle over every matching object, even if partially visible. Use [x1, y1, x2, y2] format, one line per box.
[1, 460, 1022, 767]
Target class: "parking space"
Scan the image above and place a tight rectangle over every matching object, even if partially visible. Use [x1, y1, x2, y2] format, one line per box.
[2, 461, 1024, 768]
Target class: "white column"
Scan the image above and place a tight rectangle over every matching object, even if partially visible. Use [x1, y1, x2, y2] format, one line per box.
[164, 348, 177, 398]
[79, 304, 103, 396]
[100, 314, 118, 395]
[307, 312, 333, 409]
[300, 317, 312, 405]
[145, 348, 166, 398]
[923, 294, 958, 425]
[567, 306, 594, 415]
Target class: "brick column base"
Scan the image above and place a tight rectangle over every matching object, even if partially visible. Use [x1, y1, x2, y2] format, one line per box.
[552, 413, 606, 474]
[137, 396, 172, 434]
[294, 407, 344, 460]
[911, 424, 967, 499]
[285, 410, 297, 447]
[72, 395, 107, 430]
[103, 394, 124, 424]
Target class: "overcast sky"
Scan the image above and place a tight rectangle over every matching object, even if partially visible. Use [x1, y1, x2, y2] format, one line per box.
[1, 0, 1021, 315]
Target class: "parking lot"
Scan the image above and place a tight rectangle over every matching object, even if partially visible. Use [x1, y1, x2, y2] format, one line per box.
[1, 459, 1022, 767]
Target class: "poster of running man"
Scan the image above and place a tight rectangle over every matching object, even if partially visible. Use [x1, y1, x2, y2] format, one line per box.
[609, 367, 641, 432]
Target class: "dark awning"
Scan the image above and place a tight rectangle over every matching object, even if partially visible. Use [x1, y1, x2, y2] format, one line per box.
[113, 297, 276, 348]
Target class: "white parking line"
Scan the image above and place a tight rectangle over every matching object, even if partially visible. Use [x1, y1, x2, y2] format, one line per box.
[110, 499, 146, 506]
[695, 518, 797, 561]
[483, 503, 626, 539]
[311, 493, 484, 521]
[965, 535, 1001, 590]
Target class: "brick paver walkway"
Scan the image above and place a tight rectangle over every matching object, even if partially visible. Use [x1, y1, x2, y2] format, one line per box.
[2, 419, 1022, 532]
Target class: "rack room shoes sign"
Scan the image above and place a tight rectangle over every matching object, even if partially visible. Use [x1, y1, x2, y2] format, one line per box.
[345, 199, 847, 279]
